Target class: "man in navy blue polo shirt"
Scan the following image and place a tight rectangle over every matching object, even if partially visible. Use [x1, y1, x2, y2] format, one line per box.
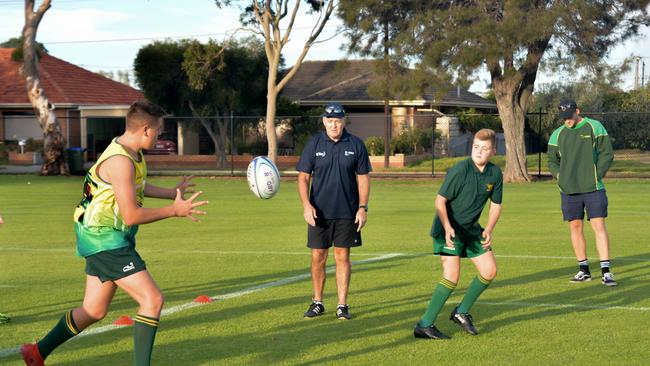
[297, 102, 372, 320]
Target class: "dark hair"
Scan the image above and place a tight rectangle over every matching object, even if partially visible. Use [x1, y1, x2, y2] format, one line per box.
[126, 100, 166, 131]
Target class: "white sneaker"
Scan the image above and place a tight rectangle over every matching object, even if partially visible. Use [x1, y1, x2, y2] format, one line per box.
[570, 270, 592, 283]
[602, 272, 617, 287]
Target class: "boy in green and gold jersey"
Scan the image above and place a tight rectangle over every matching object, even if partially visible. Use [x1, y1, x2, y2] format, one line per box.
[414, 129, 503, 340]
[548, 99, 616, 286]
[21, 101, 208, 366]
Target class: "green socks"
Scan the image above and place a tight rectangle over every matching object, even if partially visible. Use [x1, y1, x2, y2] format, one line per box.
[419, 278, 456, 327]
[134, 314, 159, 366]
[37, 310, 80, 358]
[457, 275, 492, 313]
[35, 310, 159, 365]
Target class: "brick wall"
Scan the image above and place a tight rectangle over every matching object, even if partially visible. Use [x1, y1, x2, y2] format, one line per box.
[145, 153, 424, 170]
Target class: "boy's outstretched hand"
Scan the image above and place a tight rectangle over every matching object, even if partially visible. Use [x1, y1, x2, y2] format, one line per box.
[175, 175, 196, 198]
[173, 189, 208, 222]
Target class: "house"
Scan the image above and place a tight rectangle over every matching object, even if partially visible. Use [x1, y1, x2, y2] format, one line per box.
[281, 59, 497, 143]
[0, 48, 144, 161]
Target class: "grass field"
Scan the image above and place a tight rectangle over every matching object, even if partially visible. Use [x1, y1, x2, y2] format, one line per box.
[1, 175, 649, 365]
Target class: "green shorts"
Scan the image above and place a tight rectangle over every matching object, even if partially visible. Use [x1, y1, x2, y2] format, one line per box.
[85, 246, 146, 282]
[433, 236, 491, 258]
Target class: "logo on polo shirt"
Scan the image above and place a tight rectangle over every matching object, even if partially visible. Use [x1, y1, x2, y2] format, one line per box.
[344, 151, 355, 156]
[486, 184, 494, 192]
[580, 134, 591, 139]
[315, 151, 326, 157]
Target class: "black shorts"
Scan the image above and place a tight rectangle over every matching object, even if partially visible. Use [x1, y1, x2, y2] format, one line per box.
[307, 219, 362, 249]
[85, 246, 147, 282]
[561, 189, 608, 221]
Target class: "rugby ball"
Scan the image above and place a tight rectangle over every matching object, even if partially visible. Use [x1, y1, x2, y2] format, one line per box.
[246, 156, 280, 199]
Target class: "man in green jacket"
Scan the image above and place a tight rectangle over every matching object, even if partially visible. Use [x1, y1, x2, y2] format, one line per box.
[547, 99, 616, 286]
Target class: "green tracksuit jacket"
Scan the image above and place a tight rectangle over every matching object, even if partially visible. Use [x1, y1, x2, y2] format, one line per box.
[547, 117, 614, 194]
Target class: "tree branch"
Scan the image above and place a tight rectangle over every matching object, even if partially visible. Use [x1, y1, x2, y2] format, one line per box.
[306, 0, 334, 46]
[516, 38, 550, 109]
[487, 57, 502, 81]
[504, 50, 514, 74]
[280, 0, 301, 46]
[278, 0, 289, 21]
[276, 1, 334, 92]
[312, 28, 346, 45]
[189, 101, 218, 144]
[253, 1, 275, 63]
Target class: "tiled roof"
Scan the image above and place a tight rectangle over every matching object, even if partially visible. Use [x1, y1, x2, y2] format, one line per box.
[0, 48, 143, 106]
[282, 60, 495, 108]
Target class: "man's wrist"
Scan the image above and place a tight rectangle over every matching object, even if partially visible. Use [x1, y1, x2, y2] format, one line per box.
[359, 204, 368, 212]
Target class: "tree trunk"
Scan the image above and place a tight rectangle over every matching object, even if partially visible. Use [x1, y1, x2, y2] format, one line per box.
[493, 80, 531, 183]
[22, 0, 68, 175]
[188, 101, 227, 169]
[265, 76, 279, 163]
[214, 117, 228, 168]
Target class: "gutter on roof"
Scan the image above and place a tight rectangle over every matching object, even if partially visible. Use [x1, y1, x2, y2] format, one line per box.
[1, 104, 135, 110]
[0, 103, 78, 108]
[77, 105, 131, 110]
[293, 100, 496, 108]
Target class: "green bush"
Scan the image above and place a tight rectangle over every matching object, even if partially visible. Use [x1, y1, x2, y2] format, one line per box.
[365, 136, 385, 156]
[457, 109, 502, 133]
[236, 140, 267, 155]
[391, 128, 440, 154]
[25, 138, 44, 153]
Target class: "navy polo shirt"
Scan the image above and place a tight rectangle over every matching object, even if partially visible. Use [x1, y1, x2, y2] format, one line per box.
[297, 129, 372, 219]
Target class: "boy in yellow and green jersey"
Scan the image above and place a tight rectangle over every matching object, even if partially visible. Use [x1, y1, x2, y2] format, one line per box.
[21, 101, 208, 366]
[547, 99, 616, 286]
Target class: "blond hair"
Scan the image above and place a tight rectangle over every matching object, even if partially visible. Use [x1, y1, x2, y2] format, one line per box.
[474, 128, 496, 146]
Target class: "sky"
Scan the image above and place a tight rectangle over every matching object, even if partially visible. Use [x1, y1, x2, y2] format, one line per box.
[0, 0, 648, 93]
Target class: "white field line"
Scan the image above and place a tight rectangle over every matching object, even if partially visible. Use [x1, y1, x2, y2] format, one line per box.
[0, 253, 402, 359]
[0, 247, 390, 257]
[2, 247, 650, 262]
[478, 301, 650, 312]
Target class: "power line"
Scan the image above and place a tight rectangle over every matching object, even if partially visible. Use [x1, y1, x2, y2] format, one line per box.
[39, 24, 339, 45]
[43, 33, 230, 45]
[0, 0, 99, 4]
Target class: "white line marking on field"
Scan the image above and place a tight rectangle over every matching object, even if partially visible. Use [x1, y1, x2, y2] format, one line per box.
[0, 346, 19, 359]
[478, 301, 650, 312]
[0, 247, 392, 257]
[3, 247, 650, 262]
[496, 254, 650, 262]
[0, 253, 402, 359]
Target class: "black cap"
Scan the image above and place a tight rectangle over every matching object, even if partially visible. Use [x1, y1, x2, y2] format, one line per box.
[323, 103, 345, 118]
[558, 99, 578, 120]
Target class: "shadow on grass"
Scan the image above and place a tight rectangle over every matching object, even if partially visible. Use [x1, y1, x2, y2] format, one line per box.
[52, 282, 427, 366]
[450, 252, 650, 334]
[14, 252, 650, 365]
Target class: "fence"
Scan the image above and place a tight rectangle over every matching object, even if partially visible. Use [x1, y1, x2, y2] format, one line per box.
[2, 111, 650, 176]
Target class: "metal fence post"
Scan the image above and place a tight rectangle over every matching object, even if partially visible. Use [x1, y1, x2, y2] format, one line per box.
[431, 114, 436, 177]
[538, 108, 542, 177]
[230, 113, 234, 177]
